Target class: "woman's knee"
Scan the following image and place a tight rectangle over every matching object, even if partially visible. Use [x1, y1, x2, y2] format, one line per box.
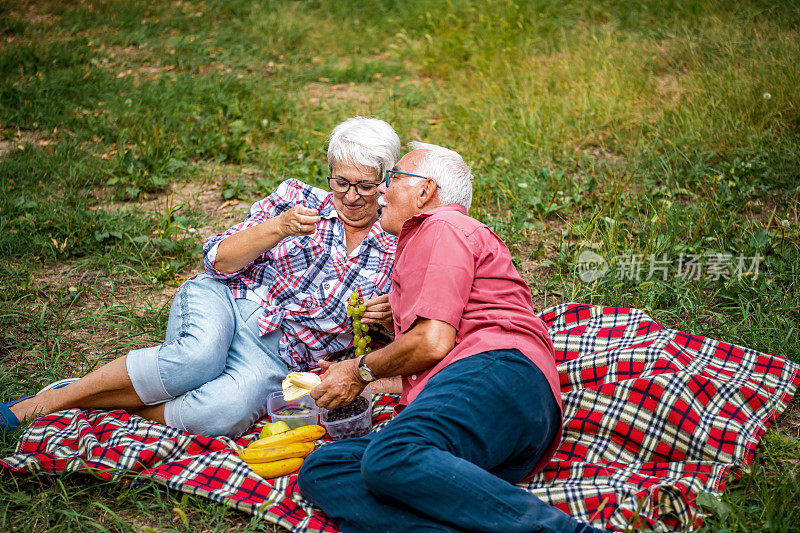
[170, 393, 264, 438]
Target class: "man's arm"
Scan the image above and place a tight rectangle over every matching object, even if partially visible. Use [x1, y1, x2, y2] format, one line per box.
[311, 318, 456, 409]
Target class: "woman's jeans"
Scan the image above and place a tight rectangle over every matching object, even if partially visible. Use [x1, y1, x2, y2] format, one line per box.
[298, 348, 579, 533]
[126, 274, 288, 437]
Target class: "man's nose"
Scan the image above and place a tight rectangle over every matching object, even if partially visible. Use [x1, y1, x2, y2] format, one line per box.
[378, 181, 387, 194]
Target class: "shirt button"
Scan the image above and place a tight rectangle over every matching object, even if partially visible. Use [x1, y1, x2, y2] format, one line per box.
[411, 375, 417, 380]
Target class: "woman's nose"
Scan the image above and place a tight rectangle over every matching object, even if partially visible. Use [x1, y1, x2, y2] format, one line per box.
[345, 186, 361, 201]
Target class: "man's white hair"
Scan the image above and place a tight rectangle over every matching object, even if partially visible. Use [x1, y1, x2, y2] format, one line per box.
[328, 117, 401, 178]
[408, 141, 473, 211]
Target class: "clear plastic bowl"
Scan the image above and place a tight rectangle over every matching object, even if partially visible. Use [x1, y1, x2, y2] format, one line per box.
[320, 387, 372, 440]
[267, 390, 319, 429]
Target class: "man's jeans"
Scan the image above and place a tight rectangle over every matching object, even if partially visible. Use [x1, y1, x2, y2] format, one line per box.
[298, 348, 580, 533]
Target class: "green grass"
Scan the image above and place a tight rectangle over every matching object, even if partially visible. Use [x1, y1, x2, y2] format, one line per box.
[1, 0, 798, 531]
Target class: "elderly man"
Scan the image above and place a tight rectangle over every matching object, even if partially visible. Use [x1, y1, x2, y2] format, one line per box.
[298, 143, 599, 533]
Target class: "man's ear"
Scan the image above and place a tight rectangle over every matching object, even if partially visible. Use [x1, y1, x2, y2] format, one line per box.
[416, 179, 439, 209]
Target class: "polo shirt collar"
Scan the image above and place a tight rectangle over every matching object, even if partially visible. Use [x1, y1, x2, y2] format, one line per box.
[400, 204, 467, 235]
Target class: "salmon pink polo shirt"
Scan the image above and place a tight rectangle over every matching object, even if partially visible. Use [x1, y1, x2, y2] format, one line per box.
[390, 205, 563, 430]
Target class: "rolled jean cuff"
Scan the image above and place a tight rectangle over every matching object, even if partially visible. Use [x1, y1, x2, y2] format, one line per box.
[163, 396, 188, 432]
[127, 346, 172, 405]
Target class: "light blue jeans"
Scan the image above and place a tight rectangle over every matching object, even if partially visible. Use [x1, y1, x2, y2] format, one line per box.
[126, 274, 288, 437]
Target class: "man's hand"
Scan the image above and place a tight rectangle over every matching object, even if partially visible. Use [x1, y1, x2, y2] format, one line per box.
[361, 294, 393, 333]
[278, 205, 320, 237]
[310, 359, 367, 410]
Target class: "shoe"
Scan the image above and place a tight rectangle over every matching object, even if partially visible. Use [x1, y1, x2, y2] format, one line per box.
[1, 395, 34, 430]
[37, 377, 79, 395]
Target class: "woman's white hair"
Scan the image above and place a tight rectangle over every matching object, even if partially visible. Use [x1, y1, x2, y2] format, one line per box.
[327, 117, 401, 178]
[408, 141, 473, 211]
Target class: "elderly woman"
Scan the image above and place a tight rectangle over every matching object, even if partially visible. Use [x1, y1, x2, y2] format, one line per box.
[2, 117, 400, 437]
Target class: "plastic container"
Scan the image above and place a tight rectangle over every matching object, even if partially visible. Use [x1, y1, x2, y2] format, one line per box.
[320, 387, 372, 440]
[267, 390, 319, 429]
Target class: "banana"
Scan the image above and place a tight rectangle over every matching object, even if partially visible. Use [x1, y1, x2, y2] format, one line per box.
[247, 457, 305, 479]
[282, 371, 322, 401]
[247, 424, 326, 449]
[237, 441, 315, 464]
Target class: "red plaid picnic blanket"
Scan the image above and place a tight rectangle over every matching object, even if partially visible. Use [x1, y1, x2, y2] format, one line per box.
[2, 304, 798, 532]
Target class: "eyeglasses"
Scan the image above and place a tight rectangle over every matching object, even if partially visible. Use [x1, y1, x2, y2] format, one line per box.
[384, 169, 441, 188]
[328, 177, 381, 197]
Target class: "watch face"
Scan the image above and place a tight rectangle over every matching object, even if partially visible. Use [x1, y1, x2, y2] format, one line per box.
[358, 361, 375, 382]
[358, 367, 372, 381]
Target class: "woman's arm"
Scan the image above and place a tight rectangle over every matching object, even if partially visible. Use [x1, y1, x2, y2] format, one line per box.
[213, 204, 321, 275]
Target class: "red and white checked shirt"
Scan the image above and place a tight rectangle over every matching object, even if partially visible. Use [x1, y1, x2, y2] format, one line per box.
[203, 179, 397, 369]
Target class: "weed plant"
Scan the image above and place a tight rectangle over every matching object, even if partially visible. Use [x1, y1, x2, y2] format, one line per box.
[1, 0, 798, 531]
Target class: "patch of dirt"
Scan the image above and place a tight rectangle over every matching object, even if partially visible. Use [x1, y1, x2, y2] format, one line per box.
[575, 142, 624, 166]
[741, 193, 799, 229]
[88, 43, 178, 84]
[96, 168, 255, 242]
[305, 82, 374, 108]
[513, 216, 569, 313]
[0, 128, 59, 157]
[4, 0, 59, 27]
[774, 394, 800, 440]
[656, 73, 682, 100]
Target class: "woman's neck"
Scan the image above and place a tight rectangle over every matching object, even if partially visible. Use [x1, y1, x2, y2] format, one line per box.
[343, 217, 377, 255]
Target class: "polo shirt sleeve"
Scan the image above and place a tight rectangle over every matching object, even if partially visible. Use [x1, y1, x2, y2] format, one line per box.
[394, 220, 475, 333]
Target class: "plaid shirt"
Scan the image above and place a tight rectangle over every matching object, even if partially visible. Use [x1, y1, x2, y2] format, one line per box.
[203, 179, 397, 369]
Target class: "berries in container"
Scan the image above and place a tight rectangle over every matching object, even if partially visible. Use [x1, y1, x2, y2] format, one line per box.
[320, 387, 372, 440]
[267, 390, 319, 429]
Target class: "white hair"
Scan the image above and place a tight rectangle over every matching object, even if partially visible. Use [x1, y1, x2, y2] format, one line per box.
[327, 117, 401, 178]
[408, 141, 473, 211]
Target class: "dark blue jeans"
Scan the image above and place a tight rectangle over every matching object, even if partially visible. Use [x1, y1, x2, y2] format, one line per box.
[298, 348, 580, 533]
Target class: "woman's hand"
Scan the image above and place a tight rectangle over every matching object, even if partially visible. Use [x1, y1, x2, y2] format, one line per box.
[213, 203, 321, 275]
[362, 294, 393, 333]
[278, 205, 321, 237]
[310, 359, 366, 410]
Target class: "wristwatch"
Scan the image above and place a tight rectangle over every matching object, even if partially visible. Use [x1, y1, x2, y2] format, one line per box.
[357, 355, 377, 383]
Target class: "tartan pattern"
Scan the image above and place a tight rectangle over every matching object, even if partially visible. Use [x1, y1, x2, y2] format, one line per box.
[2, 304, 797, 532]
[202, 178, 397, 368]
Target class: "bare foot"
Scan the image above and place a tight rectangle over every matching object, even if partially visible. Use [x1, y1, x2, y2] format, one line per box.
[8, 393, 55, 424]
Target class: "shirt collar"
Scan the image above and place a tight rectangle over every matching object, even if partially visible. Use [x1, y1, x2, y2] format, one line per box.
[362, 219, 397, 254]
[319, 194, 338, 219]
[399, 204, 467, 235]
[395, 204, 466, 256]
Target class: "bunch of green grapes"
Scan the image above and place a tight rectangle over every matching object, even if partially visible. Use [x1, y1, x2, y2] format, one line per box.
[346, 292, 372, 357]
